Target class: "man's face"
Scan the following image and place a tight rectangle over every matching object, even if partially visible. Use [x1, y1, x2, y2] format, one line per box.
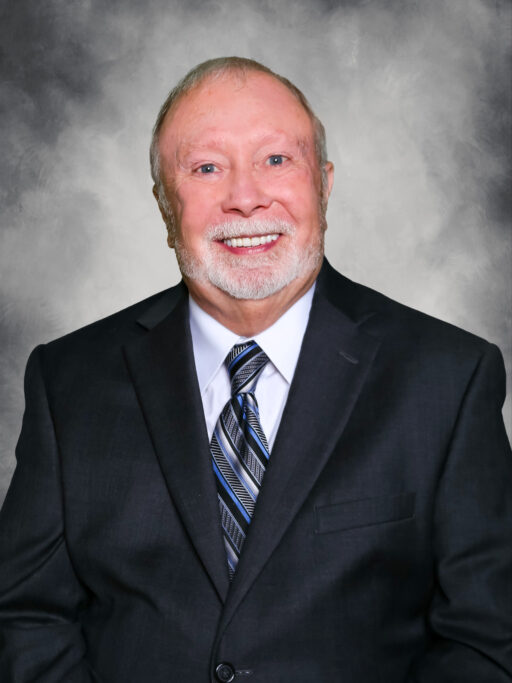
[156, 71, 333, 304]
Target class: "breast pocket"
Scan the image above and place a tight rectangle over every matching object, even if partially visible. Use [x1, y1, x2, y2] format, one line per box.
[315, 492, 415, 534]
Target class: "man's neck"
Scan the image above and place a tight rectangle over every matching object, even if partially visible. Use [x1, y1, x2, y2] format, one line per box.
[185, 269, 319, 337]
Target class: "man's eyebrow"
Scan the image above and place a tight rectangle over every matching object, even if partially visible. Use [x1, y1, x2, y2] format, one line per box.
[254, 133, 311, 154]
[180, 132, 311, 149]
[174, 133, 312, 164]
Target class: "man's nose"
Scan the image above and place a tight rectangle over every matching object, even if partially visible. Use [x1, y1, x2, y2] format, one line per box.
[221, 168, 271, 217]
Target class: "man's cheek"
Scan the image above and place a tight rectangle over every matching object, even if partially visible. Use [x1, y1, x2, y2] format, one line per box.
[271, 174, 315, 202]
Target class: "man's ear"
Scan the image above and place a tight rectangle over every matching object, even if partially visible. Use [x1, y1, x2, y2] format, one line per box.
[153, 184, 176, 248]
[323, 162, 334, 202]
[153, 184, 168, 225]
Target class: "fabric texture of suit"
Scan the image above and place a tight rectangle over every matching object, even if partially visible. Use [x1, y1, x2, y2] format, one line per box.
[0, 260, 511, 682]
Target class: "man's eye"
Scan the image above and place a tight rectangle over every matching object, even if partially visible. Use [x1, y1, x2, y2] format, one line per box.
[267, 155, 285, 166]
[197, 164, 217, 174]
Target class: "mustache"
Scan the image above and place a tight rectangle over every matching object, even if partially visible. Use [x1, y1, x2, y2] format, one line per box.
[205, 219, 296, 241]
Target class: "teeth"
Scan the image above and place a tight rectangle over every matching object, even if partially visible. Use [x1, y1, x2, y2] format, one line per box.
[223, 234, 279, 247]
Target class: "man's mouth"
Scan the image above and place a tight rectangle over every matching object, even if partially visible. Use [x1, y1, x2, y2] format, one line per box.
[221, 233, 280, 248]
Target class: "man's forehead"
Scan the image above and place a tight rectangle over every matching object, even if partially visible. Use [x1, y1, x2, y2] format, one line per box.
[162, 71, 312, 133]
[182, 69, 297, 105]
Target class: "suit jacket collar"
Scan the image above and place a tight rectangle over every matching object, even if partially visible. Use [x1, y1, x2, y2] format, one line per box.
[124, 260, 382, 613]
[135, 281, 187, 331]
[134, 261, 381, 334]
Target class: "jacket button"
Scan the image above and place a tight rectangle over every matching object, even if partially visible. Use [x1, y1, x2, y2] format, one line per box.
[215, 662, 235, 682]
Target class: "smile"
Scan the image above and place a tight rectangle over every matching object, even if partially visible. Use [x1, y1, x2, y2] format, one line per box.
[222, 234, 280, 247]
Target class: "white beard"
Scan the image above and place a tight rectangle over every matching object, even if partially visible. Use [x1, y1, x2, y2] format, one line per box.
[173, 218, 324, 300]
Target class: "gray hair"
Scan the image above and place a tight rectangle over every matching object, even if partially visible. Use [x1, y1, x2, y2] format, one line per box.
[150, 57, 328, 225]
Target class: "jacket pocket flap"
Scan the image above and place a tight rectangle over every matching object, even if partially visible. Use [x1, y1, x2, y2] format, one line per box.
[315, 492, 415, 534]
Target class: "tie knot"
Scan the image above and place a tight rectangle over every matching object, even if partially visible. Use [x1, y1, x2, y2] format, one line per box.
[225, 340, 269, 395]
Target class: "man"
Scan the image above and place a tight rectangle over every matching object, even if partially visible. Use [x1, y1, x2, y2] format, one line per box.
[0, 57, 511, 682]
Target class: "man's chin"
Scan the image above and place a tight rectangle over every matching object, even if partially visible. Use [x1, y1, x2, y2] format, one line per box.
[176, 240, 323, 301]
[209, 267, 293, 300]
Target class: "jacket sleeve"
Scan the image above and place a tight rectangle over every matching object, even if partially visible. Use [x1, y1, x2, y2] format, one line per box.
[0, 346, 99, 682]
[408, 343, 512, 681]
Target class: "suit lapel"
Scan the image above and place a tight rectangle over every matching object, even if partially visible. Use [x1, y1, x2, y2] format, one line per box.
[124, 287, 230, 602]
[219, 263, 382, 628]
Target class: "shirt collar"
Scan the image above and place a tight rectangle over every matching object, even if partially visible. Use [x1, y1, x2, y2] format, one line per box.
[189, 283, 315, 392]
[189, 297, 240, 393]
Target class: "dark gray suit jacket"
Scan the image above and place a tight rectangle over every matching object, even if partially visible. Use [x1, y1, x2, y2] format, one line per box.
[1, 260, 511, 682]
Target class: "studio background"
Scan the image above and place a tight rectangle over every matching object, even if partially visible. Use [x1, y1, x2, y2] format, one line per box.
[1, 0, 510, 505]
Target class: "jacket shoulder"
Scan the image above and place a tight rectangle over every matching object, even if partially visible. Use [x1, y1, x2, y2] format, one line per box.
[41, 284, 184, 360]
[323, 263, 498, 360]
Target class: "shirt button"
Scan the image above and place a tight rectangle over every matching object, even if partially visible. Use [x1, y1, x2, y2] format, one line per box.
[215, 662, 236, 682]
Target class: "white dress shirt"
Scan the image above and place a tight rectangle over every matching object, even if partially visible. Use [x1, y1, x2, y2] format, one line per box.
[189, 284, 315, 451]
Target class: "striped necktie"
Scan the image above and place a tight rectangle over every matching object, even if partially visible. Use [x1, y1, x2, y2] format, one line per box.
[210, 340, 270, 580]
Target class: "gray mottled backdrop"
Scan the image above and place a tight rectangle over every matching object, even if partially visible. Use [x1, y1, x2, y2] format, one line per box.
[1, 0, 511, 504]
